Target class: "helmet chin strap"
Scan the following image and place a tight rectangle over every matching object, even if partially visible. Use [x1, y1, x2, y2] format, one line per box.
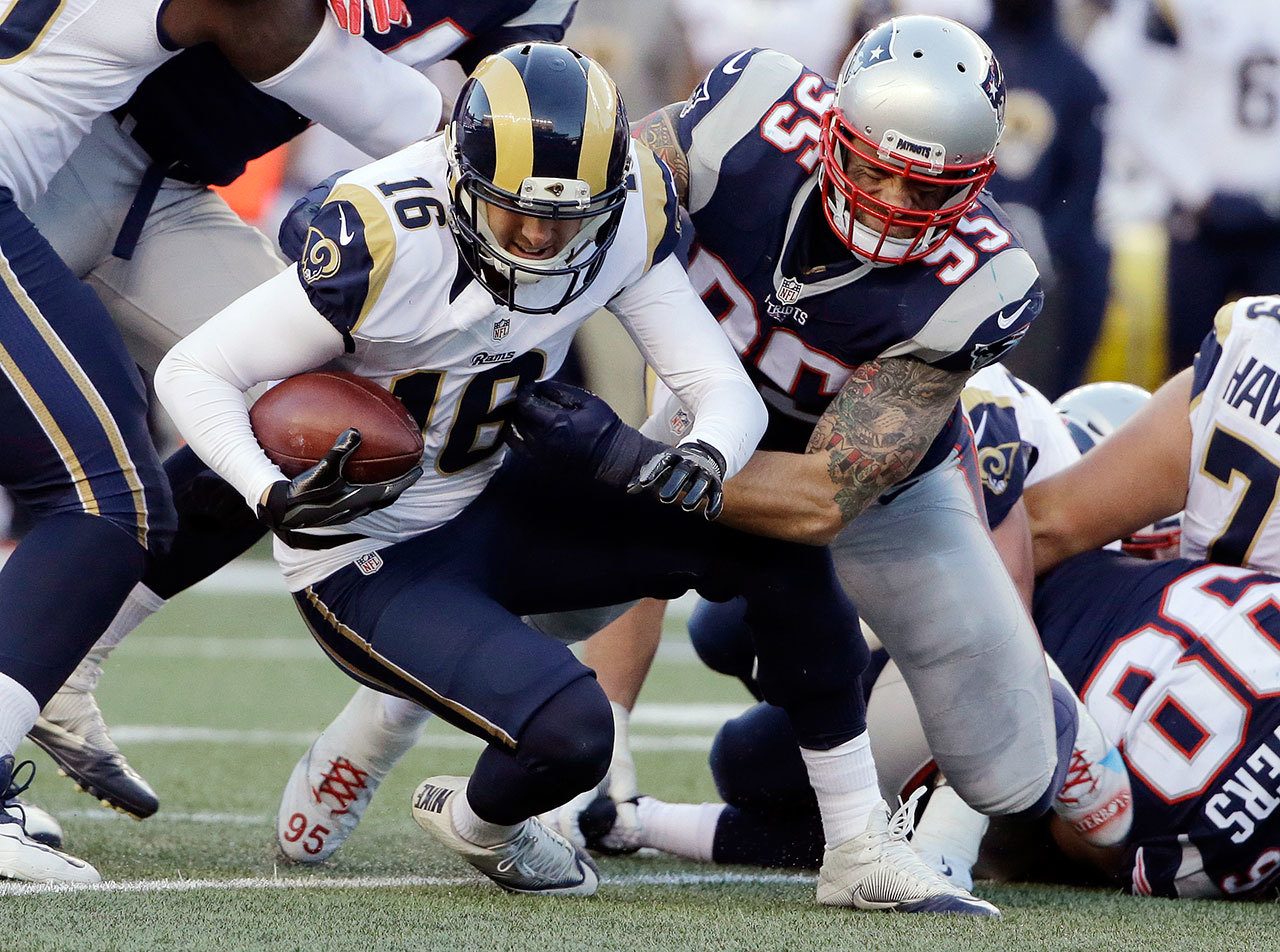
[824, 187, 937, 267]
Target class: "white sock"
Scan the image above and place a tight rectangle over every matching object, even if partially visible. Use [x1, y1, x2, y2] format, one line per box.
[800, 731, 882, 847]
[330, 687, 426, 777]
[636, 797, 724, 862]
[0, 671, 39, 754]
[377, 692, 433, 734]
[63, 584, 165, 693]
[451, 789, 523, 847]
[911, 783, 988, 872]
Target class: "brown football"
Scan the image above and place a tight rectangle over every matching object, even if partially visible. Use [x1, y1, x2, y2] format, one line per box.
[249, 370, 424, 482]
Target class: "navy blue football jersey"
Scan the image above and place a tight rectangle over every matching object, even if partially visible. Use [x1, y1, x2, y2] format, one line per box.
[1036, 550, 1280, 899]
[118, 0, 576, 187]
[673, 49, 1043, 470]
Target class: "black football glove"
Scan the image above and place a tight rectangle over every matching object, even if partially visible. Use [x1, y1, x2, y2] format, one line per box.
[627, 441, 726, 520]
[507, 380, 667, 491]
[257, 428, 422, 539]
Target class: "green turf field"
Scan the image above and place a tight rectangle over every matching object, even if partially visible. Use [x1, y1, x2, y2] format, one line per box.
[6, 573, 1275, 951]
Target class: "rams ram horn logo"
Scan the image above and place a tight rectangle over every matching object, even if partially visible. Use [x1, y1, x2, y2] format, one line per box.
[547, 182, 565, 197]
[977, 442, 1019, 496]
[300, 226, 341, 285]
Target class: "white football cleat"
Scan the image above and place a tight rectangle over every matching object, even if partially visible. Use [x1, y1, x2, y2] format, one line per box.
[1053, 703, 1133, 848]
[816, 793, 1000, 917]
[0, 757, 99, 884]
[3, 798, 64, 849]
[276, 687, 425, 862]
[412, 775, 598, 896]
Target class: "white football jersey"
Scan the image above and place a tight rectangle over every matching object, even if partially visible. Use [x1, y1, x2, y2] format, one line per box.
[0, 0, 176, 209]
[1185, 296, 1280, 570]
[276, 135, 696, 588]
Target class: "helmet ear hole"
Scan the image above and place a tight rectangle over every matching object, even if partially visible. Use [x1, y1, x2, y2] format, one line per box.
[957, 62, 966, 72]
[913, 49, 924, 58]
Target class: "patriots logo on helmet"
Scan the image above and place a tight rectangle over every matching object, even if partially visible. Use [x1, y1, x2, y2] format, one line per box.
[981, 56, 1006, 116]
[843, 21, 895, 80]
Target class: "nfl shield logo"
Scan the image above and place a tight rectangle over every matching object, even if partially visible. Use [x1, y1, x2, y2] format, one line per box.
[777, 277, 803, 306]
[492, 318, 510, 342]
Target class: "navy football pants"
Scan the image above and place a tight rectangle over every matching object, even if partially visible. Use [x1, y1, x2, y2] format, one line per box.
[293, 458, 869, 806]
[0, 189, 173, 705]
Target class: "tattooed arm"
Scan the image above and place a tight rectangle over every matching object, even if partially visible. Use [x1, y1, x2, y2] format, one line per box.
[632, 105, 690, 206]
[718, 357, 968, 545]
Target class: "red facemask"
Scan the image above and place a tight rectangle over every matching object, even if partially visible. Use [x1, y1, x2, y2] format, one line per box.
[818, 108, 996, 264]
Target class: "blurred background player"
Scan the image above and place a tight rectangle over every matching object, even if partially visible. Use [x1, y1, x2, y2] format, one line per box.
[1087, 0, 1280, 374]
[25, 0, 575, 823]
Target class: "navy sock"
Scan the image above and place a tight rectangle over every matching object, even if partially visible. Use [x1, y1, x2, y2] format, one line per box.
[142, 446, 267, 599]
[0, 512, 146, 706]
[711, 805, 824, 870]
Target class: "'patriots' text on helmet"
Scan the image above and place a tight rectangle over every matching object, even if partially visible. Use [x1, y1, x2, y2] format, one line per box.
[1054, 381, 1183, 559]
[820, 15, 1005, 264]
[447, 43, 631, 314]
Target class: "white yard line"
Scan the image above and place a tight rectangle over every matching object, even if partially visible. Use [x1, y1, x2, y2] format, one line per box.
[105, 723, 730, 751]
[0, 870, 812, 897]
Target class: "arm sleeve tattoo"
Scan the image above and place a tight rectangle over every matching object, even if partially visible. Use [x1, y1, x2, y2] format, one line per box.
[805, 357, 969, 525]
[631, 104, 690, 206]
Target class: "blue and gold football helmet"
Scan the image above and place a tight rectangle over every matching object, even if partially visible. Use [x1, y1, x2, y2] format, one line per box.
[447, 43, 631, 313]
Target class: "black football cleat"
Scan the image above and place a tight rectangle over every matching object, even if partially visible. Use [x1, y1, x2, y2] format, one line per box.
[27, 686, 158, 819]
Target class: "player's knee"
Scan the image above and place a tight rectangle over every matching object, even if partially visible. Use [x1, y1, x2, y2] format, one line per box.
[710, 703, 811, 812]
[517, 676, 613, 792]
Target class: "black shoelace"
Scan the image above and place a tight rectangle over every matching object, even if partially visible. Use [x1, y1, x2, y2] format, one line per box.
[0, 758, 35, 829]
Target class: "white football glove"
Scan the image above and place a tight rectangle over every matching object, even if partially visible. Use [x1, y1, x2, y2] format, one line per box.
[539, 701, 641, 853]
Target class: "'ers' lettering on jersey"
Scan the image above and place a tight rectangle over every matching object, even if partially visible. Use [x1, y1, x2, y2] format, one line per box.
[672, 47, 1043, 475]
[1186, 295, 1280, 570]
[279, 133, 679, 591]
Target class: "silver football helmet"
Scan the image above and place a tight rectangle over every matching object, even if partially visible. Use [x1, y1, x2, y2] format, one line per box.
[821, 15, 1006, 263]
[1054, 382, 1183, 559]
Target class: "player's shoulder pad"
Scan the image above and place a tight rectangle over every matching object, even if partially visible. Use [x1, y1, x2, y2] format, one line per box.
[881, 248, 1043, 373]
[297, 155, 446, 344]
[630, 141, 682, 273]
[963, 364, 1035, 528]
[1192, 296, 1280, 406]
[675, 48, 807, 208]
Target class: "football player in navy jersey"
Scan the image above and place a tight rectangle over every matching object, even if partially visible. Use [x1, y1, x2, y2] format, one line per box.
[611, 380, 1280, 903]
[610, 14, 1127, 849]
[24, 0, 576, 822]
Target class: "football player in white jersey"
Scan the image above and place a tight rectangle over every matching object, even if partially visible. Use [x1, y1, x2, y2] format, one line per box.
[1030, 296, 1280, 576]
[156, 45, 982, 911]
[23, 2, 578, 822]
[0, 0, 441, 883]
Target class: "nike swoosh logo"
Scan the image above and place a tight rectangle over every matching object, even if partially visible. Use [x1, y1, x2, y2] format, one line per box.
[971, 410, 989, 448]
[723, 50, 751, 74]
[996, 300, 1030, 330]
[338, 205, 355, 246]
